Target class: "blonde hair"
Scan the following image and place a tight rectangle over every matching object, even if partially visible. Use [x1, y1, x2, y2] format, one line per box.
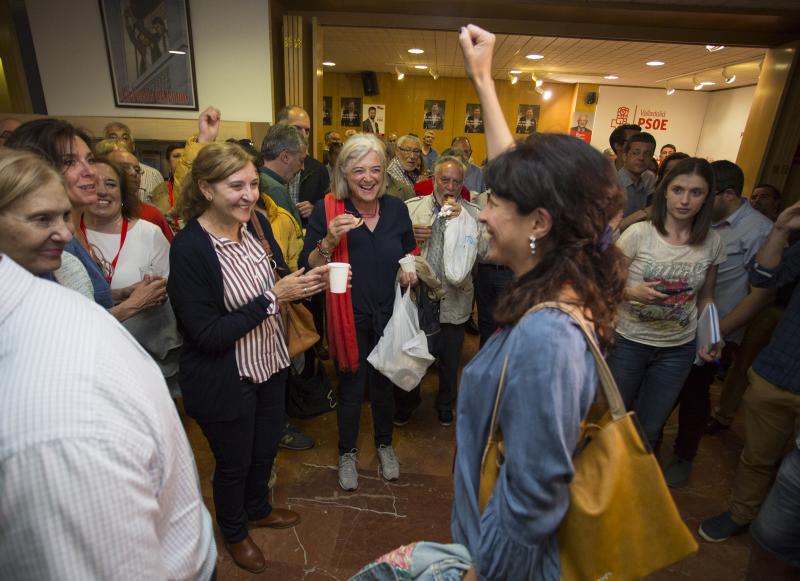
[178, 142, 257, 221]
[330, 133, 387, 200]
[0, 148, 65, 212]
[94, 138, 131, 156]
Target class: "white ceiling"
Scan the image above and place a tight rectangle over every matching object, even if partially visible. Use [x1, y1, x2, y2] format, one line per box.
[321, 27, 767, 91]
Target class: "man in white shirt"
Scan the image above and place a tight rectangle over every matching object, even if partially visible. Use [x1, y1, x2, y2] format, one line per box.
[0, 255, 216, 580]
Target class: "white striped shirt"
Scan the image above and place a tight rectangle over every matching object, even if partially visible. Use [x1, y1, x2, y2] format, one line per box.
[206, 224, 289, 382]
[0, 255, 216, 581]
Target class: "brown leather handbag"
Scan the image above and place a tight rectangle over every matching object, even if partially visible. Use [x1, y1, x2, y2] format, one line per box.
[249, 213, 320, 358]
[479, 301, 698, 580]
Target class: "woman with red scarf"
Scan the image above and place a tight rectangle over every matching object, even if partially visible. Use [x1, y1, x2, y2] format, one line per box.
[302, 133, 417, 492]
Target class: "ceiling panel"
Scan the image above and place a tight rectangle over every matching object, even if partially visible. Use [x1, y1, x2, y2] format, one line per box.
[322, 26, 768, 91]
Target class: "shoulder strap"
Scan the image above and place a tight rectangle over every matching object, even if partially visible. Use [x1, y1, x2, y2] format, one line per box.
[249, 211, 272, 255]
[525, 301, 626, 420]
[481, 355, 509, 468]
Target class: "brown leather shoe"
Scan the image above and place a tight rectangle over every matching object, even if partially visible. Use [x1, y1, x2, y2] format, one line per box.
[226, 536, 266, 573]
[249, 508, 300, 529]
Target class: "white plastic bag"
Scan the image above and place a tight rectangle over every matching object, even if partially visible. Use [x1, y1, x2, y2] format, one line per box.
[443, 210, 478, 285]
[367, 284, 435, 391]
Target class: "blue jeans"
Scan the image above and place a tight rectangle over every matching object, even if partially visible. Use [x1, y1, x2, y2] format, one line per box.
[750, 443, 800, 568]
[606, 334, 696, 449]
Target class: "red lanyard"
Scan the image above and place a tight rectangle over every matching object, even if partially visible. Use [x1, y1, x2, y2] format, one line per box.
[167, 179, 174, 208]
[81, 216, 129, 283]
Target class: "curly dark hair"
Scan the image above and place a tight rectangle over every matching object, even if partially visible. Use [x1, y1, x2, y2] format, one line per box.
[486, 134, 627, 349]
[5, 118, 93, 171]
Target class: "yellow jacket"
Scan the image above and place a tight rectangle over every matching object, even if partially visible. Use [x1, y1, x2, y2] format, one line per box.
[257, 193, 303, 271]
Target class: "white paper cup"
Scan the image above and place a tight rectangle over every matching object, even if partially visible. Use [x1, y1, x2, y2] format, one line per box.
[328, 262, 350, 294]
[398, 254, 416, 273]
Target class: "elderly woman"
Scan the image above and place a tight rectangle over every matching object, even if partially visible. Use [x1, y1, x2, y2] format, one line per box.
[302, 133, 417, 491]
[82, 157, 181, 394]
[385, 134, 422, 200]
[168, 142, 328, 574]
[7, 119, 166, 320]
[0, 149, 74, 275]
[451, 26, 628, 579]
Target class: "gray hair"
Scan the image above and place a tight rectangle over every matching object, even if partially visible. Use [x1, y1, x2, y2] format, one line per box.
[433, 155, 466, 176]
[331, 133, 387, 200]
[396, 134, 421, 149]
[260, 124, 308, 161]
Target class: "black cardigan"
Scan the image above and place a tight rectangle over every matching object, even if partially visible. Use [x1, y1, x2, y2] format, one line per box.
[168, 214, 289, 422]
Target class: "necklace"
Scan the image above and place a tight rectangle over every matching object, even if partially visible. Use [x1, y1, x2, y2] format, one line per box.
[354, 202, 379, 218]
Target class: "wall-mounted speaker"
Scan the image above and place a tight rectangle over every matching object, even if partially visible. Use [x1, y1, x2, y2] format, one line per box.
[585, 91, 597, 105]
[361, 71, 379, 96]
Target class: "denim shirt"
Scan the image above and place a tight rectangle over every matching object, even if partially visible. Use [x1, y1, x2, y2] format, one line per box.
[750, 240, 800, 394]
[452, 309, 597, 580]
[64, 239, 113, 309]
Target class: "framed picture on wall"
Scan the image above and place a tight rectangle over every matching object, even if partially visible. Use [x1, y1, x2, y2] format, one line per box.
[99, 0, 198, 110]
[322, 96, 332, 126]
[423, 100, 445, 130]
[341, 97, 361, 127]
[515, 104, 540, 134]
[464, 103, 484, 133]
[362, 104, 385, 134]
[569, 111, 594, 143]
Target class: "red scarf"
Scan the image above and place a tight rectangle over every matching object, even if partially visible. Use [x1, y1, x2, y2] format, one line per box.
[324, 193, 359, 372]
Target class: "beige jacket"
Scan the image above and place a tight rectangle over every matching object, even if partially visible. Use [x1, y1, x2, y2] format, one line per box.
[404, 194, 482, 325]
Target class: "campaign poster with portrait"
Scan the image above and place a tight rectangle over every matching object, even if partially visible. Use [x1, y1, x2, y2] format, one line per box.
[569, 111, 594, 144]
[340, 97, 361, 127]
[423, 100, 445, 130]
[362, 104, 385, 135]
[515, 104, 540, 134]
[322, 96, 332, 126]
[464, 103, 484, 134]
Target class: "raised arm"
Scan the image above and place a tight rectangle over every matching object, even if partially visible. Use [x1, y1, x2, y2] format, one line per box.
[458, 25, 515, 160]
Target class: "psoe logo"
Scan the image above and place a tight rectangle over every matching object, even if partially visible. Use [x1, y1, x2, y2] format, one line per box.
[609, 106, 630, 127]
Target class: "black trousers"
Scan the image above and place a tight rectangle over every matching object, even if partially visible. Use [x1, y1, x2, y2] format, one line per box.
[395, 322, 466, 414]
[336, 320, 394, 454]
[197, 369, 287, 544]
[475, 264, 513, 347]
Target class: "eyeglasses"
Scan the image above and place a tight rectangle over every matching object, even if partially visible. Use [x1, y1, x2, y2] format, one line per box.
[397, 146, 422, 156]
[120, 164, 143, 176]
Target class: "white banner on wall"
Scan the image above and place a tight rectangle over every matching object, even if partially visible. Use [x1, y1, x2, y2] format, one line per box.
[592, 86, 710, 156]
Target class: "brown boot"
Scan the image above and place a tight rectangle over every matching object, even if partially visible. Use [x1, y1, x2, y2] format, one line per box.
[226, 536, 266, 573]
[249, 508, 300, 529]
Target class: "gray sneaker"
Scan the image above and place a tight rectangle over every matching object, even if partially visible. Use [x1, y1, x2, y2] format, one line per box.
[338, 450, 359, 491]
[377, 445, 400, 481]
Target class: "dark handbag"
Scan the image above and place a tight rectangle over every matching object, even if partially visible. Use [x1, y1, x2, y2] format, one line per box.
[249, 213, 320, 358]
[286, 357, 337, 419]
[416, 281, 442, 357]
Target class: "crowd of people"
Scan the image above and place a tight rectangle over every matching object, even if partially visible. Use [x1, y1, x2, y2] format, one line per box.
[1, 23, 798, 580]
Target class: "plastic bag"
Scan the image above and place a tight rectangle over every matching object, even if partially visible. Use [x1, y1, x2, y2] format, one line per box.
[368, 284, 435, 391]
[443, 210, 478, 285]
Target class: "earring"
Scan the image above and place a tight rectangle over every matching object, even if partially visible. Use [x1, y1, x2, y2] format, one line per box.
[529, 235, 536, 255]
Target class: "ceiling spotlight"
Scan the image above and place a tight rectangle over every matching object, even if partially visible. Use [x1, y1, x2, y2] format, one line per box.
[408, 48, 424, 54]
[701, 81, 716, 86]
[604, 75, 619, 80]
[395, 66, 405, 80]
[723, 68, 736, 84]
[526, 53, 544, 60]
[646, 60, 665, 66]
[666, 82, 675, 96]
[414, 64, 428, 70]
[429, 68, 439, 80]
[322, 61, 336, 67]
[510, 69, 522, 74]
[535, 86, 543, 95]
[510, 74, 519, 85]
[169, 50, 187, 55]
[705, 45, 725, 52]
[542, 89, 552, 101]
[693, 76, 704, 90]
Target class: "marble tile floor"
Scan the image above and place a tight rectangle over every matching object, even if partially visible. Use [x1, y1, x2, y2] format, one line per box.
[181, 332, 792, 580]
